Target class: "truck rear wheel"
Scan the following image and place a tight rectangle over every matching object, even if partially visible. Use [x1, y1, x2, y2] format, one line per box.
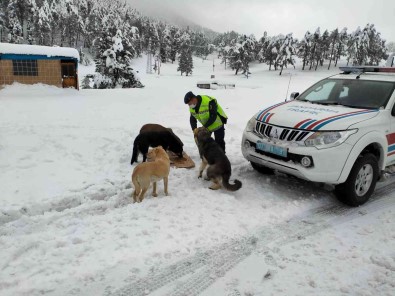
[334, 153, 378, 206]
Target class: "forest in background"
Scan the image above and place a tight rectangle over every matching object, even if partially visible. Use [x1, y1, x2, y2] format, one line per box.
[1, 0, 393, 87]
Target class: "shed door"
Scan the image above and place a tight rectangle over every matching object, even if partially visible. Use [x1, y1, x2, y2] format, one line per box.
[61, 62, 78, 89]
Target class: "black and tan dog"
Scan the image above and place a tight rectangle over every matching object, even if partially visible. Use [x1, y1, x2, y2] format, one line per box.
[131, 124, 184, 165]
[194, 127, 242, 191]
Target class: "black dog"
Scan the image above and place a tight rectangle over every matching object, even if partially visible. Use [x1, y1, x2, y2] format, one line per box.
[131, 130, 184, 165]
[194, 127, 242, 191]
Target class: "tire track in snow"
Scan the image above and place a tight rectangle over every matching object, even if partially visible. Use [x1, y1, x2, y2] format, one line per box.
[106, 181, 395, 296]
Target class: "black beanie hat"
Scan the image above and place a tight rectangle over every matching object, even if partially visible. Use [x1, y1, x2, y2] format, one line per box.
[184, 91, 196, 104]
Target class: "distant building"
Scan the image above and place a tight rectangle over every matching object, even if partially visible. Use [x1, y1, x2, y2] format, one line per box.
[0, 43, 80, 90]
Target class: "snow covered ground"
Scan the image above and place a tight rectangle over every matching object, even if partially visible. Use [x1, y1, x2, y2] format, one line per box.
[0, 56, 394, 296]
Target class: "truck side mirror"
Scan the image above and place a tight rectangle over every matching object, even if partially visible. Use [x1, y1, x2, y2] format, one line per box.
[286, 92, 299, 101]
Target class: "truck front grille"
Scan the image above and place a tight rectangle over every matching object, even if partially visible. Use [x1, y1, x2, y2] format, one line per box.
[255, 122, 311, 143]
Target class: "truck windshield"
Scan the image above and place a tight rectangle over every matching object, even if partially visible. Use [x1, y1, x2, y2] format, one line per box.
[296, 79, 395, 109]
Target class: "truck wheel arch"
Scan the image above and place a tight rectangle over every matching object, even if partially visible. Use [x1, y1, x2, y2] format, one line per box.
[337, 132, 386, 184]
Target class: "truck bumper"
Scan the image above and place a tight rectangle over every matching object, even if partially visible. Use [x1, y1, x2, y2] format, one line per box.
[241, 130, 353, 184]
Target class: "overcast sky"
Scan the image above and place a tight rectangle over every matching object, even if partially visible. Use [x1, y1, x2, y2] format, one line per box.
[127, 0, 394, 42]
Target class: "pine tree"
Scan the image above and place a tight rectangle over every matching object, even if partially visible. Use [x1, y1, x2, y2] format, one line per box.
[309, 28, 320, 70]
[93, 29, 142, 88]
[6, 0, 35, 44]
[387, 42, 395, 53]
[159, 24, 172, 63]
[32, 0, 53, 45]
[299, 31, 312, 70]
[334, 28, 348, 67]
[192, 31, 210, 59]
[327, 29, 339, 70]
[315, 29, 329, 69]
[256, 32, 269, 63]
[177, 32, 193, 76]
[169, 26, 181, 63]
[229, 34, 255, 75]
[355, 24, 371, 65]
[0, 1, 7, 41]
[346, 27, 360, 65]
[265, 36, 281, 71]
[366, 25, 387, 65]
[276, 33, 296, 75]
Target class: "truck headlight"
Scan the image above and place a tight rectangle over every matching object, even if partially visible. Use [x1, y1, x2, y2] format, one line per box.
[305, 129, 357, 149]
[246, 116, 256, 131]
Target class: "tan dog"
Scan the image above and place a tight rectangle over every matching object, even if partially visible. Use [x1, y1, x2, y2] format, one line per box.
[131, 146, 170, 202]
[194, 127, 242, 191]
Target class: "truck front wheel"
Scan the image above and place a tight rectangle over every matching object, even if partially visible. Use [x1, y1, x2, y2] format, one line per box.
[334, 153, 378, 206]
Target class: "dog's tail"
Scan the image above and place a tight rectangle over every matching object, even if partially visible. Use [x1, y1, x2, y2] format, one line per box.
[222, 174, 242, 191]
[131, 136, 140, 165]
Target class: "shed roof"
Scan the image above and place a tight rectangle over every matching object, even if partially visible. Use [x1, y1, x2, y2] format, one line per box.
[0, 43, 80, 61]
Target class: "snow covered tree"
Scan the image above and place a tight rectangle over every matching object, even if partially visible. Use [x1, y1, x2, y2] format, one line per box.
[327, 29, 339, 70]
[93, 29, 143, 88]
[265, 36, 281, 70]
[298, 31, 312, 70]
[315, 29, 330, 69]
[158, 24, 172, 63]
[365, 25, 387, 65]
[142, 19, 159, 55]
[387, 42, 395, 53]
[354, 24, 371, 65]
[0, 1, 8, 40]
[32, 0, 53, 45]
[169, 26, 181, 63]
[346, 24, 386, 66]
[276, 33, 296, 75]
[177, 32, 193, 76]
[192, 31, 211, 60]
[6, 0, 35, 44]
[308, 27, 320, 70]
[334, 28, 348, 67]
[346, 27, 360, 65]
[256, 32, 269, 63]
[229, 34, 255, 75]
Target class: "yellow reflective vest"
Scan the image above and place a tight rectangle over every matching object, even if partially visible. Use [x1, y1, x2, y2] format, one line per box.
[189, 95, 228, 131]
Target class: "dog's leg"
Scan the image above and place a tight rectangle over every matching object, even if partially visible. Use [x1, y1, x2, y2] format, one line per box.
[209, 177, 222, 190]
[132, 177, 140, 203]
[152, 182, 158, 197]
[198, 157, 208, 178]
[163, 176, 169, 196]
[141, 145, 148, 162]
[139, 187, 148, 202]
[132, 189, 138, 203]
[204, 168, 211, 181]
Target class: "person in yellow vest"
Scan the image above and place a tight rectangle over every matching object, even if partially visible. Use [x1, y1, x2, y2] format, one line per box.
[184, 91, 228, 153]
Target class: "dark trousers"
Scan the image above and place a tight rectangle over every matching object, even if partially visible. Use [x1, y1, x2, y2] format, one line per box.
[214, 125, 226, 153]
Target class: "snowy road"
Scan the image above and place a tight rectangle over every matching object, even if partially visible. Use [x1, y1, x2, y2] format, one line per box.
[1, 58, 394, 295]
[107, 180, 395, 296]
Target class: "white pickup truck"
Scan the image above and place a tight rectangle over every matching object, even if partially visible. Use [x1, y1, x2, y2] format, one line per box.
[241, 66, 395, 206]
